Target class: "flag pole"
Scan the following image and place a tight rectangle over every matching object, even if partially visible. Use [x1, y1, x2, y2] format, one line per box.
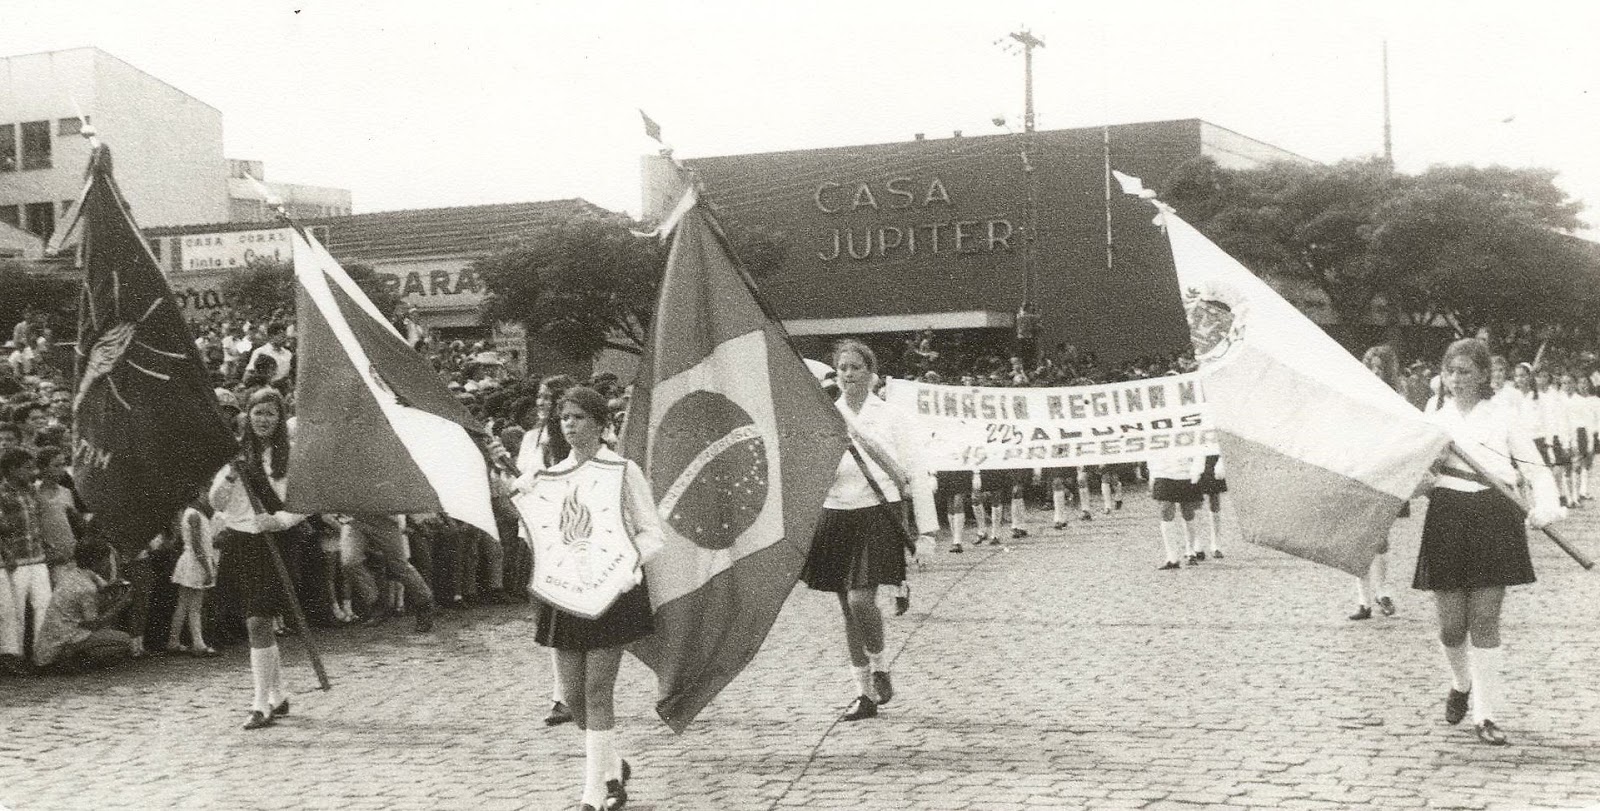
[230, 461, 334, 689]
[1449, 443, 1594, 570]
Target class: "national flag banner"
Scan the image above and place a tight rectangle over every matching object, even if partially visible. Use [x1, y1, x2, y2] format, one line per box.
[623, 195, 850, 733]
[286, 229, 499, 540]
[639, 109, 663, 142]
[71, 145, 240, 560]
[1116, 171, 1450, 576]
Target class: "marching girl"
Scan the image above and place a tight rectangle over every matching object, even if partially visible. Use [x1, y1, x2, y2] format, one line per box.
[1149, 453, 1202, 570]
[1576, 376, 1600, 504]
[1532, 366, 1572, 506]
[1558, 372, 1587, 507]
[1350, 345, 1406, 620]
[1414, 338, 1564, 746]
[211, 388, 310, 730]
[1190, 454, 1227, 561]
[527, 386, 660, 811]
[801, 339, 935, 722]
[513, 374, 578, 727]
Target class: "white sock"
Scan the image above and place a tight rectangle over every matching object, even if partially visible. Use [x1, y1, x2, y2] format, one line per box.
[1191, 512, 1214, 555]
[1469, 646, 1503, 724]
[1051, 490, 1067, 524]
[866, 650, 885, 673]
[583, 731, 606, 806]
[990, 504, 1004, 530]
[1580, 468, 1590, 498]
[1354, 570, 1374, 608]
[250, 647, 272, 714]
[550, 649, 565, 704]
[1010, 497, 1026, 531]
[852, 665, 873, 698]
[1207, 509, 1222, 553]
[1442, 641, 1471, 693]
[949, 513, 965, 547]
[972, 502, 990, 537]
[1101, 481, 1114, 510]
[1370, 551, 1389, 600]
[1159, 520, 1183, 564]
[264, 644, 283, 707]
[595, 728, 623, 781]
[1182, 519, 1198, 556]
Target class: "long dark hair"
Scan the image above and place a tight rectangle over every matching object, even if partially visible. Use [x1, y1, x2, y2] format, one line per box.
[242, 388, 291, 480]
[539, 374, 577, 468]
[1439, 338, 1495, 403]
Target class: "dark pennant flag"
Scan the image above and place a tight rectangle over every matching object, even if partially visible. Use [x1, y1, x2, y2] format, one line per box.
[72, 145, 239, 560]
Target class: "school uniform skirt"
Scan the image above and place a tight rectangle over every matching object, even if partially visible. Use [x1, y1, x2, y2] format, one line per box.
[1150, 477, 1203, 504]
[1412, 488, 1535, 591]
[534, 579, 654, 651]
[214, 529, 293, 619]
[802, 505, 907, 593]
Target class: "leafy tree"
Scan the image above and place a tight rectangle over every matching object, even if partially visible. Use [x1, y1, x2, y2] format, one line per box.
[475, 213, 786, 359]
[0, 260, 79, 340]
[219, 258, 405, 326]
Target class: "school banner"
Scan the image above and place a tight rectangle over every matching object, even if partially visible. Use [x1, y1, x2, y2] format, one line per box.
[881, 374, 1218, 470]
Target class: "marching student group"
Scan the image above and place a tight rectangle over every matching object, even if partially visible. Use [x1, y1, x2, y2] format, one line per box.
[0, 312, 1582, 808]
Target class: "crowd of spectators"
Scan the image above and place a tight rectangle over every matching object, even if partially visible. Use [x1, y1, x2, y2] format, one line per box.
[0, 303, 629, 678]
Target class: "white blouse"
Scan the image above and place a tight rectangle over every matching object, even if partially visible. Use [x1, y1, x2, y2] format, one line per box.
[1426, 395, 1552, 497]
[208, 450, 306, 534]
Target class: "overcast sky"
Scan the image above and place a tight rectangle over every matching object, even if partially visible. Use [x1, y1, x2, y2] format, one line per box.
[6, 0, 1598, 233]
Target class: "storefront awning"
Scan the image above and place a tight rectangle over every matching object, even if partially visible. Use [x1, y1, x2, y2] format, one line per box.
[781, 310, 1014, 336]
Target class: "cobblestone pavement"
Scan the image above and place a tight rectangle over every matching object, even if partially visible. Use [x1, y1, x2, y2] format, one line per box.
[4, 489, 1600, 811]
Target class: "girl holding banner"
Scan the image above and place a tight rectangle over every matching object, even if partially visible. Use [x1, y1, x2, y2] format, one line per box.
[801, 339, 934, 722]
[524, 386, 661, 810]
[1415, 339, 1564, 746]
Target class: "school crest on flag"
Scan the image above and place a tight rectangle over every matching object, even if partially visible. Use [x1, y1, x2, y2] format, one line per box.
[521, 458, 640, 619]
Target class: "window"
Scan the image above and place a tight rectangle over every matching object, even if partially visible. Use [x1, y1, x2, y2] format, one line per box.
[0, 205, 19, 228]
[20, 121, 51, 170]
[57, 116, 90, 136]
[0, 124, 15, 172]
[24, 202, 55, 239]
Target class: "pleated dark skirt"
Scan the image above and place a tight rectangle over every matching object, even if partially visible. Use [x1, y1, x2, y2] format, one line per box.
[1151, 477, 1203, 504]
[1413, 488, 1536, 591]
[534, 579, 654, 651]
[215, 529, 293, 619]
[802, 505, 907, 593]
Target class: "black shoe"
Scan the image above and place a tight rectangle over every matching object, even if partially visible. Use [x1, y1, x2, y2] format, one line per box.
[1445, 688, 1470, 725]
[990, 535, 1003, 545]
[1211, 550, 1224, 559]
[1195, 550, 1206, 562]
[1157, 561, 1181, 571]
[620, 759, 631, 785]
[243, 710, 275, 730]
[1474, 719, 1508, 745]
[948, 543, 964, 553]
[1377, 596, 1396, 617]
[841, 695, 878, 721]
[1053, 522, 1068, 530]
[545, 700, 574, 726]
[1079, 510, 1092, 521]
[1114, 499, 1123, 510]
[894, 586, 910, 616]
[271, 698, 290, 718]
[603, 777, 627, 810]
[1348, 606, 1372, 621]
[1011, 527, 1028, 539]
[872, 671, 893, 705]
[1185, 554, 1200, 567]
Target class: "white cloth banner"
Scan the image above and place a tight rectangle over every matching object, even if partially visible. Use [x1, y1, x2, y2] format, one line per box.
[882, 374, 1219, 470]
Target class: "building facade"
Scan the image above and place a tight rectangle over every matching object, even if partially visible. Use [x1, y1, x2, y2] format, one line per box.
[0, 47, 348, 238]
[644, 118, 1313, 365]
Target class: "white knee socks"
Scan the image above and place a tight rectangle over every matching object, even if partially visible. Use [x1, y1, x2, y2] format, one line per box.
[949, 512, 966, 548]
[1469, 645, 1503, 724]
[1010, 497, 1026, 531]
[550, 648, 565, 704]
[852, 665, 873, 698]
[1159, 520, 1183, 564]
[1441, 641, 1471, 692]
[1370, 551, 1389, 600]
[1207, 509, 1222, 553]
[250, 645, 281, 714]
[1051, 490, 1067, 525]
[972, 502, 990, 538]
[583, 731, 607, 806]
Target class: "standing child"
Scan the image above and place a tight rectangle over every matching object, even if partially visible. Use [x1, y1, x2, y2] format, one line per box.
[167, 492, 219, 656]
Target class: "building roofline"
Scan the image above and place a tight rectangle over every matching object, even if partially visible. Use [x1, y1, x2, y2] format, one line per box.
[1, 46, 222, 115]
[141, 197, 613, 236]
[1196, 119, 1318, 165]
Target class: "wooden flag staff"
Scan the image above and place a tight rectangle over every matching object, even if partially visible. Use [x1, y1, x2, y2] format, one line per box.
[1450, 444, 1594, 570]
[232, 461, 333, 690]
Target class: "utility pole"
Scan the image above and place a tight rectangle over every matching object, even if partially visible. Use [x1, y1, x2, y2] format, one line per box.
[1382, 39, 1393, 169]
[1009, 29, 1046, 133]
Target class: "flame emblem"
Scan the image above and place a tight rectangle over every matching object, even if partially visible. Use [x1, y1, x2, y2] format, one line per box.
[559, 487, 592, 546]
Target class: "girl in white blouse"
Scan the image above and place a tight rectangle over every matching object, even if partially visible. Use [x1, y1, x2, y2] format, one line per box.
[1414, 339, 1564, 746]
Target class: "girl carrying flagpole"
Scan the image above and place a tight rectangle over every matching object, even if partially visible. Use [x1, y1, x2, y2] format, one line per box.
[1414, 338, 1564, 746]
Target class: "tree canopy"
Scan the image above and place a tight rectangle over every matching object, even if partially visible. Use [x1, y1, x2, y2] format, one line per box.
[1161, 157, 1599, 340]
[218, 258, 404, 326]
[474, 212, 786, 360]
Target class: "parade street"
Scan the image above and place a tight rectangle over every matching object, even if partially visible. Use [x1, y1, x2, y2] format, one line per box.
[4, 491, 1600, 811]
